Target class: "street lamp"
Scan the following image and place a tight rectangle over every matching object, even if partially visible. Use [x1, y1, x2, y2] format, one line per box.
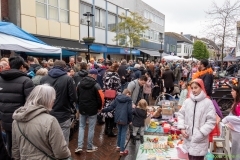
[159, 34, 164, 63]
[83, 12, 94, 63]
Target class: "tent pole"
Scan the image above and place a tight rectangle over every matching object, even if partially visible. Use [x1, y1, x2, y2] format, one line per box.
[60, 50, 62, 60]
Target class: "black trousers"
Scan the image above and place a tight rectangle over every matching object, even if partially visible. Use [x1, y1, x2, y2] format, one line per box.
[188, 154, 204, 160]
[166, 87, 174, 100]
[0, 127, 11, 160]
[6, 131, 12, 158]
[105, 117, 114, 133]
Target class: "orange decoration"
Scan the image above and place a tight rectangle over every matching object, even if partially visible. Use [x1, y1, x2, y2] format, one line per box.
[192, 68, 213, 80]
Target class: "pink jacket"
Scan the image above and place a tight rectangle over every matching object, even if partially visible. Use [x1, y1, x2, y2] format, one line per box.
[143, 77, 152, 94]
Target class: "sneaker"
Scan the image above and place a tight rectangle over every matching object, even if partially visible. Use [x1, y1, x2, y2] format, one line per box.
[75, 147, 83, 153]
[87, 146, 98, 153]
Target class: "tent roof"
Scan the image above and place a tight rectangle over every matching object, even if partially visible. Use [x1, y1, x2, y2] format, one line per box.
[0, 22, 76, 57]
[0, 22, 45, 45]
[223, 54, 238, 61]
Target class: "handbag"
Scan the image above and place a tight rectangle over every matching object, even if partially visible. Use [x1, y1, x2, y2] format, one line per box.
[104, 76, 117, 99]
[104, 90, 116, 99]
[17, 122, 72, 160]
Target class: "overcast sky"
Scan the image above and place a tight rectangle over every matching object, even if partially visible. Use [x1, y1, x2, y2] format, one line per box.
[142, 0, 226, 38]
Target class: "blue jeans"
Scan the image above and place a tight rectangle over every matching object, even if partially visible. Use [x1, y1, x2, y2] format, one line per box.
[117, 124, 128, 152]
[78, 114, 97, 149]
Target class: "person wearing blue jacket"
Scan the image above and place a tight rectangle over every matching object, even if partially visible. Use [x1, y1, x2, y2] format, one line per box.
[101, 89, 132, 156]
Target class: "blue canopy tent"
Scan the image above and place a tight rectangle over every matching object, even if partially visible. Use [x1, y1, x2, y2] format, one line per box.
[0, 22, 76, 58]
[222, 54, 238, 62]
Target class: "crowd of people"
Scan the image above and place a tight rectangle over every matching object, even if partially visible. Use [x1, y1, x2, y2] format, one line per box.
[0, 55, 239, 160]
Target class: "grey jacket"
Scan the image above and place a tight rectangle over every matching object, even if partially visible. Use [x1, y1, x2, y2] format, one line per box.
[127, 79, 141, 105]
[12, 105, 71, 160]
[178, 91, 216, 156]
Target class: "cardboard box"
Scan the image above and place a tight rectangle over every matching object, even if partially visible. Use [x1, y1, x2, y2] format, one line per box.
[162, 108, 173, 115]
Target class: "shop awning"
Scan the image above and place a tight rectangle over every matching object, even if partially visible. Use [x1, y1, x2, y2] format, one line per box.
[138, 48, 169, 57]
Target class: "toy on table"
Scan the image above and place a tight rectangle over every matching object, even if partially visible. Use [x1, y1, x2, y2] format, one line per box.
[167, 135, 172, 141]
[172, 134, 179, 140]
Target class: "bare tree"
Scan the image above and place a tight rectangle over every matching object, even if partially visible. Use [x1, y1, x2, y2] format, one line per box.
[205, 0, 240, 70]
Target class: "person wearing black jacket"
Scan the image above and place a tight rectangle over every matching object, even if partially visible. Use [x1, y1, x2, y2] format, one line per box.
[40, 60, 77, 145]
[75, 69, 104, 153]
[118, 59, 128, 92]
[0, 56, 34, 157]
[73, 62, 88, 86]
[132, 99, 147, 145]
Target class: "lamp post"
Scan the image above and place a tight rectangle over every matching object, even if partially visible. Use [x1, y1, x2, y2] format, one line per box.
[159, 34, 164, 63]
[83, 12, 94, 63]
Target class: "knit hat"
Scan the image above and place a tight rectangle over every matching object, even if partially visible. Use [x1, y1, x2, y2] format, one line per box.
[89, 68, 98, 75]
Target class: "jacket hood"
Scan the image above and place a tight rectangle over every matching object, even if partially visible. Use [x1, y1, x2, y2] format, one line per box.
[48, 66, 67, 78]
[13, 105, 49, 122]
[190, 90, 206, 102]
[78, 69, 88, 77]
[79, 76, 96, 89]
[115, 94, 132, 103]
[0, 69, 27, 80]
[135, 108, 147, 117]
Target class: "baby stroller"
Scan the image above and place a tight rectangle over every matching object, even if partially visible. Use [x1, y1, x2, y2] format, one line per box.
[154, 93, 178, 107]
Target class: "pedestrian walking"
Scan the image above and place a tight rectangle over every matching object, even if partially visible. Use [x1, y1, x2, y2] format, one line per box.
[143, 72, 152, 105]
[40, 60, 77, 145]
[75, 68, 104, 153]
[162, 65, 175, 100]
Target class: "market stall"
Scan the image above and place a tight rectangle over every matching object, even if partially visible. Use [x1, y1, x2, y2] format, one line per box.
[0, 22, 76, 59]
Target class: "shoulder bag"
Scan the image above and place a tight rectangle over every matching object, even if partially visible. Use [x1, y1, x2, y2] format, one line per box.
[17, 122, 72, 160]
[104, 76, 117, 99]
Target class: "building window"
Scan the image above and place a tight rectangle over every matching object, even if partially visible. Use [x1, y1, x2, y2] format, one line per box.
[36, 0, 69, 23]
[95, 8, 100, 27]
[166, 44, 169, 52]
[108, 13, 116, 31]
[144, 10, 164, 26]
[170, 45, 176, 53]
[80, 3, 92, 26]
[100, 10, 106, 28]
[177, 44, 181, 53]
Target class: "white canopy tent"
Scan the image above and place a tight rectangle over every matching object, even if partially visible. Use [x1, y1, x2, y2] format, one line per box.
[0, 32, 62, 55]
[185, 57, 198, 62]
[162, 55, 185, 61]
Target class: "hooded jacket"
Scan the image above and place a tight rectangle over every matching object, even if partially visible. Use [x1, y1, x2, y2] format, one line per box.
[133, 68, 141, 79]
[12, 105, 70, 160]
[77, 76, 104, 116]
[132, 108, 147, 127]
[0, 69, 34, 131]
[40, 66, 77, 123]
[102, 94, 132, 125]
[97, 66, 107, 89]
[178, 79, 216, 156]
[73, 69, 88, 86]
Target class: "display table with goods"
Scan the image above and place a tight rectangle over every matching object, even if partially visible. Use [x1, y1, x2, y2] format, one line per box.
[136, 135, 188, 160]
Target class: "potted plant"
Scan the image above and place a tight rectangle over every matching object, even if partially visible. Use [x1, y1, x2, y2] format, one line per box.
[82, 37, 95, 45]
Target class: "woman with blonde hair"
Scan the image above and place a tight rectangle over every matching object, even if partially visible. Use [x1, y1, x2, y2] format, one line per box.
[132, 99, 148, 145]
[11, 84, 71, 160]
[32, 68, 48, 86]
